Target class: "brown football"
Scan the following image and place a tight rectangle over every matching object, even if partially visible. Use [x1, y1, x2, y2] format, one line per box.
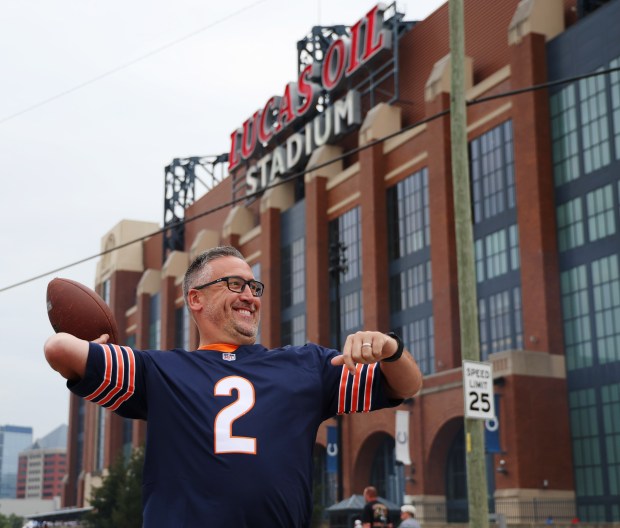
[46, 278, 119, 343]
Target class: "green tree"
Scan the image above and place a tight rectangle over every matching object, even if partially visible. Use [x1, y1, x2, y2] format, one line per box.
[0, 513, 24, 528]
[84, 446, 144, 528]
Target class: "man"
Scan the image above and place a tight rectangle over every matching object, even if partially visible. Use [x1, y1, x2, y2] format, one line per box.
[44, 246, 423, 527]
[362, 486, 390, 527]
[399, 505, 421, 528]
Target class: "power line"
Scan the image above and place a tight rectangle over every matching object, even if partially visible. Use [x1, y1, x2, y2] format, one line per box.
[0, 0, 269, 126]
[0, 66, 617, 294]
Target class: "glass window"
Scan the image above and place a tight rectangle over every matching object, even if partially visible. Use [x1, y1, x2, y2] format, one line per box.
[281, 201, 305, 346]
[586, 184, 616, 242]
[282, 238, 306, 308]
[281, 315, 306, 347]
[470, 122, 516, 223]
[341, 291, 363, 336]
[475, 239, 485, 282]
[602, 384, 620, 495]
[509, 225, 520, 270]
[329, 208, 363, 349]
[389, 168, 430, 257]
[251, 262, 262, 344]
[486, 229, 508, 280]
[513, 287, 524, 349]
[550, 84, 580, 185]
[580, 69, 611, 174]
[402, 317, 434, 375]
[569, 389, 604, 497]
[470, 121, 522, 357]
[369, 436, 400, 505]
[390, 262, 431, 312]
[101, 279, 111, 306]
[592, 255, 620, 363]
[478, 288, 523, 358]
[561, 265, 593, 370]
[557, 198, 585, 251]
[340, 208, 362, 282]
[281, 241, 305, 345]
[489, 291, 511, 353]
[76, 399, 85, 478]
[174, 306, 190, 350]
[95, 407, 105, 472]
[149, 293, 161, 349]
[611, 57, 620, 160]
[475, 225, 520, 282]
[387, 169, 433, 374]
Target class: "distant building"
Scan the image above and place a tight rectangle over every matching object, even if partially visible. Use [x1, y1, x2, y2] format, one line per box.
[17, 425, 67, 500]
[0, 425, 33, 498]
[35, 424, 67, 451]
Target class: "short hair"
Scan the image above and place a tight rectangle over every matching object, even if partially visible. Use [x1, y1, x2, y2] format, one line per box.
[363, 486, 378, 499]
[183, 246, 246, 305]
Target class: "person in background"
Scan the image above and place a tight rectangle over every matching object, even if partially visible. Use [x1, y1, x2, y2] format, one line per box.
[398, 505, 420, 528]
[362, 486, 390, 528]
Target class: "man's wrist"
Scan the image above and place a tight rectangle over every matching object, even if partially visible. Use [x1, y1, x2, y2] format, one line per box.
[382, 332, 404, 362]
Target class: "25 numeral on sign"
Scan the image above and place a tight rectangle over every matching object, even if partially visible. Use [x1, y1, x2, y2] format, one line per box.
[468, 391, 492, 414]
[462, 360, 495, 420]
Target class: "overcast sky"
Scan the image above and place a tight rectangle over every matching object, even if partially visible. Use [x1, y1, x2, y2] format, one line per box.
[0, 0, 445, 442]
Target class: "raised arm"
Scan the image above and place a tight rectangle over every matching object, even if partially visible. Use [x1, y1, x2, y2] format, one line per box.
[44, 332, 108, 381]
[330, 331, 423, 399]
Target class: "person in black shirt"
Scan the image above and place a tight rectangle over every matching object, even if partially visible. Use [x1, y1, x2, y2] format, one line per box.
[362, 486, 390, 528]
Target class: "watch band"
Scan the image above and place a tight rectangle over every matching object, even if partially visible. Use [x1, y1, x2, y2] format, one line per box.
[383, 332, 404, 362]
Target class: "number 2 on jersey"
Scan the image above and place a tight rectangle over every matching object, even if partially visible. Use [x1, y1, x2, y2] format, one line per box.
[214, 376, 257, 454]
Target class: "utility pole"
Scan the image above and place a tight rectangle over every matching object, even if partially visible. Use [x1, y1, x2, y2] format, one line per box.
[449, 1, 490, 527]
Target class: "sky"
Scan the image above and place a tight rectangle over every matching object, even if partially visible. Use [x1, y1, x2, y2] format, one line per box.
[0, 0, 445, 442]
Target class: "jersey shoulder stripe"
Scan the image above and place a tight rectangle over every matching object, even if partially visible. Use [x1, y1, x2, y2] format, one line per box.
[108, 345, 136, 411]
[337, 363, 378, 414]
[97, 345, 125, 406]
[349, 364, 363, 412]
[363, 363, 377, 412]
[85, 343, 137, 410]
[84, 343, 113, 402]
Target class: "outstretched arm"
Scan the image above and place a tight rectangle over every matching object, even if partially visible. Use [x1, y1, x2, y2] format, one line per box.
[44, 332, 108, 381]
[330, 331, 423, 399]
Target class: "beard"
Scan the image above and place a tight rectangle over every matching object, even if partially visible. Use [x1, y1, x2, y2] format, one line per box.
[203, 300, 259, 343]
[231, 318, 258, 338]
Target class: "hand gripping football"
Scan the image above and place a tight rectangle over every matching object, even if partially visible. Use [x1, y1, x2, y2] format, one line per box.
[46, 278, 119, 343]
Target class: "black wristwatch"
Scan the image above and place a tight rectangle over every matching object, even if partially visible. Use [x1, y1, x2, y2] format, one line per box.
[383, 332, 404, 362]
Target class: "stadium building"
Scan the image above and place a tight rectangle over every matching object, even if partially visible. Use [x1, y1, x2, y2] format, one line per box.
[60, 0, 620, 523]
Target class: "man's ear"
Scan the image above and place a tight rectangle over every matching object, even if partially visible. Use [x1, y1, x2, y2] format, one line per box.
[187, 290, 202, 312]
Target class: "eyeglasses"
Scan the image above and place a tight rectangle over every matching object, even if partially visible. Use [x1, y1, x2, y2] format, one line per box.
[193, 276, 265, 297]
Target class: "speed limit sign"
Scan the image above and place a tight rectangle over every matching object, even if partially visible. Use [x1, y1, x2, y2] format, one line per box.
[463, 360, 495, 420]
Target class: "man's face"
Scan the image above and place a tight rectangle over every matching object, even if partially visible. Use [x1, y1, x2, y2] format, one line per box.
[191, 256, 261, 345]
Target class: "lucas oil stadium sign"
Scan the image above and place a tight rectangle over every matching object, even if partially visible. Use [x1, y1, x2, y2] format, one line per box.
[228, 4, 394, 194]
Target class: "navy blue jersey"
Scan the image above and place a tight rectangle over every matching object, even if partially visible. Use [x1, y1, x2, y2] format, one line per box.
[68, 342, 401, 527]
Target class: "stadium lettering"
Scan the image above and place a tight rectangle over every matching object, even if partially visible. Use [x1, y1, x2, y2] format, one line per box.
[228, 3, 392, 174]
[245, 90, 361, 194]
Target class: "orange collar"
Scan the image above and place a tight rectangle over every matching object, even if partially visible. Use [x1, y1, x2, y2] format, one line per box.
[197, 343, 239, 352]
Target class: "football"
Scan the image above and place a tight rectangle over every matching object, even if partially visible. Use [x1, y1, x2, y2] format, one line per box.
[46, 277, 119, 343]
